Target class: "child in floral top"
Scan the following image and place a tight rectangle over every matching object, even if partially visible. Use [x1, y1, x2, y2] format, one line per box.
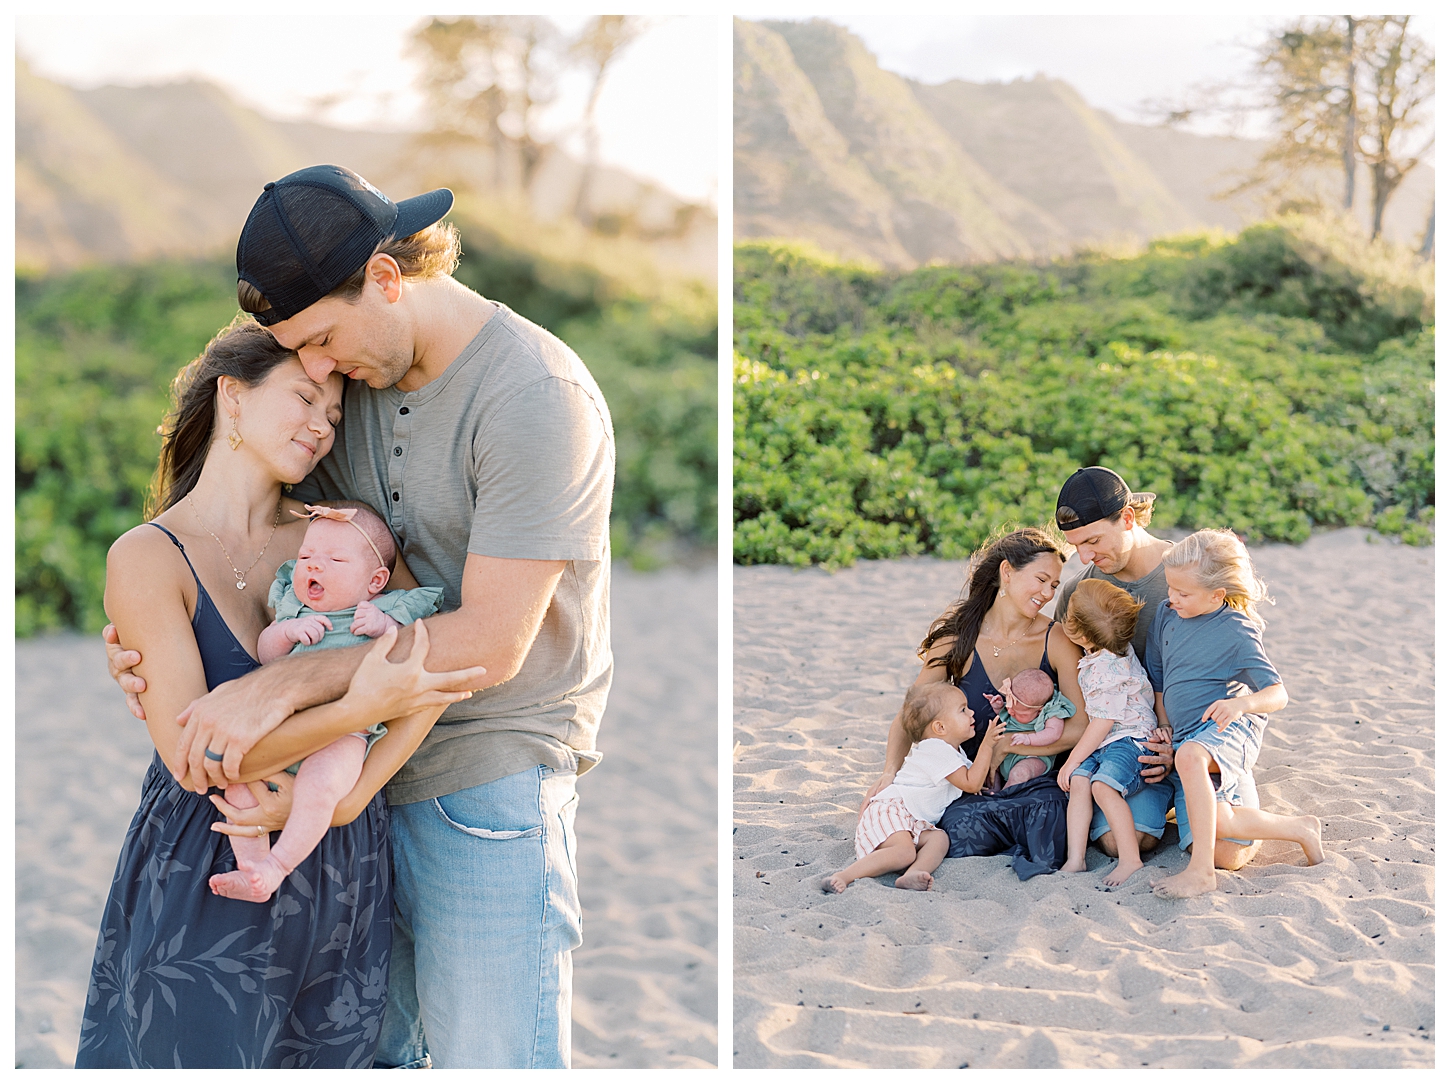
[1056, 578, 1167, 886]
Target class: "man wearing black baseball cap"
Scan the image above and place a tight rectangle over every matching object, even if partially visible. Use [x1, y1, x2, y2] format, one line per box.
[1053, 466, 1172, 663]
[1052, 466, 1260, 872]
[105, 165, 614, 1068]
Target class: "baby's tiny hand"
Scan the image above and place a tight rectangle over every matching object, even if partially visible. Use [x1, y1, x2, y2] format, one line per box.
[1010, 733, 1032, 746]
[984, 692, 1006, 714]
[351, 600, 400, 639]
[282, 614, 332, 646]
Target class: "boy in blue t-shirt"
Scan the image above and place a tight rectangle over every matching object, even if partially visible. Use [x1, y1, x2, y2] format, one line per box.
[1143, 530, 1325, 899]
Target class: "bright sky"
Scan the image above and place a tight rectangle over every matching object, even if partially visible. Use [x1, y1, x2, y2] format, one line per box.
[736, 5, 1437, 141]
[15, 9, 719, 207]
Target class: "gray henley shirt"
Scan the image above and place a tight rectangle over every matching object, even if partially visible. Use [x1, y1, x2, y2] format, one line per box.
[293, 302, 615, 804]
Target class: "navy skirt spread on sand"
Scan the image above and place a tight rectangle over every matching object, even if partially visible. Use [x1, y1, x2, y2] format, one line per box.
[938, 774, 1068, 880]
[76, 754, 392, 1068]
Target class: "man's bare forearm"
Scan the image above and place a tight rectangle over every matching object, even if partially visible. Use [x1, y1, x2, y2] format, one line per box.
[380, 609, 531, 687]
[258, 641, 364, 715]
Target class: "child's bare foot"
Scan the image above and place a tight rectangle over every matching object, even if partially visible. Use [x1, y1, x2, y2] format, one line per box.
[1060, 856, 1088, 874]
[1102, 855, 1143, 887]
[822, 873, 851, 894]
[209, 854, 290, 903]
[1151, 867, 1216, 899]
[895, 870, 933, 891]
[1294, 815, 1325, 865]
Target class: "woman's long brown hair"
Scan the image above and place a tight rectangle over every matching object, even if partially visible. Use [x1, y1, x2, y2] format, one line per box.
[920, 527, 1067, 685]
[146, 317, 301, 517]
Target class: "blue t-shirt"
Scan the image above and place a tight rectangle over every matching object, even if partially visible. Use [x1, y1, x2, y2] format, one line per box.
[1142, 599, 1281, 743]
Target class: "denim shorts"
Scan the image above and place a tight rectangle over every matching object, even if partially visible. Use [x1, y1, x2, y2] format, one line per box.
[1170, 715, 1265, 850]
[1071, 736, 1150, 800]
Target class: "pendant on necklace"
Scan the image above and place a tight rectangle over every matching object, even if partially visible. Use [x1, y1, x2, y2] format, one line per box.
[236, 580, 247, 590]
[992, 647, 1000, 657]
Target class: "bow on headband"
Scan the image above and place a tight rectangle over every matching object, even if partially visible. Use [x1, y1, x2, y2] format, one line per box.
[291, 504, 387, 571]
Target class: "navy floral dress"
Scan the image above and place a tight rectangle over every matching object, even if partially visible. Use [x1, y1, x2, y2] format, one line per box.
[76, 526, 392, 1068]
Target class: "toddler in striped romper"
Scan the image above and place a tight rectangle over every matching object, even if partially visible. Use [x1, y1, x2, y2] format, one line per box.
[824, 683, 1006, 893]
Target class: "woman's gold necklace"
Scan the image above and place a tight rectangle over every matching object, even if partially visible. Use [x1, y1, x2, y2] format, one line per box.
[186, 495, 282, 590]
[982, 623, 1031, 658]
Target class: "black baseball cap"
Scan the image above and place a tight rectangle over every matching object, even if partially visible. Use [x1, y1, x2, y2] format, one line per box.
[1055, 467, 1153, 531]
[236, 164, 454, 326]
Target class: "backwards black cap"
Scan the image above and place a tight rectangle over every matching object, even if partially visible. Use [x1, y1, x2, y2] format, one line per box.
[1055, 467, 1154, 531]
[236, 164, 454, 326]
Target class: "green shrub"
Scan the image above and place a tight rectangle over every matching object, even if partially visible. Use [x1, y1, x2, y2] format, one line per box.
[734, 225, 1433, 568]
[17, 236, 716, 635]
[16, 262, 242, 634]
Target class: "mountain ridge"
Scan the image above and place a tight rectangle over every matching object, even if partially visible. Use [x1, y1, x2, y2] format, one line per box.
[734, 18, 1433, 267]
[17, 59, 715, 280]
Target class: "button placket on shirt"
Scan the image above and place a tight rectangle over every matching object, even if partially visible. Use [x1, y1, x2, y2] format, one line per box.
[389, 402, 412, 530]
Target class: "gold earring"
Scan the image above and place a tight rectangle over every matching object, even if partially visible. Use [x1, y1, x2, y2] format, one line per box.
[227, 415, 243, 451]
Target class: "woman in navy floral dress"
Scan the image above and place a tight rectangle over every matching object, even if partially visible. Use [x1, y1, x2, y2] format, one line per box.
[77, 322, 478, 1068]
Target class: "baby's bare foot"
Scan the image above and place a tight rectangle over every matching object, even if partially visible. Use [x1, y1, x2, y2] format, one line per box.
[209, 854, 290, 903]
[1102, 856, 1143, 887]
[1060, 856, 1088, 874]
[1151, 867, 1216, 899]
[895, 870, 933, 891]
[822, 873, 851, 894]
[1296, 815, 1325, 865]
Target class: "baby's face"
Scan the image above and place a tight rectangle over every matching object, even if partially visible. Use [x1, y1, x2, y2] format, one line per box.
[292, 519, 384, 613]
[1004, 681, 1049, 723]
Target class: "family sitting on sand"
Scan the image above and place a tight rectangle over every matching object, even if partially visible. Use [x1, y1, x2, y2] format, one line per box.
[826, 467, 1324, 899]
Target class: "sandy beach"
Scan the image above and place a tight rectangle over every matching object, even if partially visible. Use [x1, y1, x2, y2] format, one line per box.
[15, 565, 716, 1069]
[733, 529, 1433, 1068]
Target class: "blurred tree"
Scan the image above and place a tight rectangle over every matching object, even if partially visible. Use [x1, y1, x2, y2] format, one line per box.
[1251, 16, 1433, 240]
[409, 15, 562, 191]
[1356, 17, 1435, 240]
[570, 16, 645, 225]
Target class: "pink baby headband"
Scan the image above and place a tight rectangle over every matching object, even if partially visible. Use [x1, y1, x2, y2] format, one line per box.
[292, 504, 387, 571]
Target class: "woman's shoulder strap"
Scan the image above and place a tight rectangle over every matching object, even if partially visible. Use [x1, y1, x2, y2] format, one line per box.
[147, 522, 203, 586]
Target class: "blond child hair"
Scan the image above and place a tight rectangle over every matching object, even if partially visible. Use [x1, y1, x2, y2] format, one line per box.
[1162, 528, 1272, 629]
[1063, 578, 1144, 656]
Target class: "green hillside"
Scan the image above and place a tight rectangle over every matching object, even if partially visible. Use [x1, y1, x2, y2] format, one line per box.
[17, 216, 715, 635]
[734, 222, 1432, 567]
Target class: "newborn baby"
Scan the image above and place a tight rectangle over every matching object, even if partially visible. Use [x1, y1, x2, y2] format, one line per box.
[983, 667, 1077, 788]
[208, 503, 441, 902]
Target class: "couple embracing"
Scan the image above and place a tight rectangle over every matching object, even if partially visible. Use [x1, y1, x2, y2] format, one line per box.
[77, 166, 613, 1068]
[830, 467, 1323, 897]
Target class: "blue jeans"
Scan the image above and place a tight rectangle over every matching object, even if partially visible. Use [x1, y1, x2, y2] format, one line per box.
[1089, 778, 1174, 842]
[374, 765, 582, 1068]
